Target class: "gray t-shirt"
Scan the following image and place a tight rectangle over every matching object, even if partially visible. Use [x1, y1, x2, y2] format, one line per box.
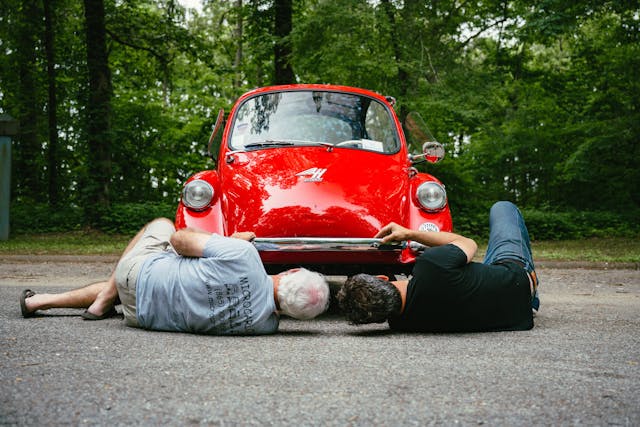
[135, 234, 279, 335]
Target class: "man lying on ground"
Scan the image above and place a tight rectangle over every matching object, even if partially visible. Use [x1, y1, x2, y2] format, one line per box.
[337, 201, 539, 332]
[21, 218, 330, 335]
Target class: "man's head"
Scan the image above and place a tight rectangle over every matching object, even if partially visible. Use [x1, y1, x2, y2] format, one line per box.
[276, 268, 330, 320]
[337, 274, 402, 324]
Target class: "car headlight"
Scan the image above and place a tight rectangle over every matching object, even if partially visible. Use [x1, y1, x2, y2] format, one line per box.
[416, 181, 447, 212]
[182, 179, 214, 211]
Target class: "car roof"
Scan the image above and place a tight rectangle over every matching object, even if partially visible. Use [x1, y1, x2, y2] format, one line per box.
[237, 84, 393, 106]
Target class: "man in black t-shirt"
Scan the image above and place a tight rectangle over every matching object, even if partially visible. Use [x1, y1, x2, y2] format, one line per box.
[337, 201, 539, 332]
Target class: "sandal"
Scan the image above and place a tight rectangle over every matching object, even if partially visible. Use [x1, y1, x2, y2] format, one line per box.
[20, 289, 36, 318]
[81, 306, 118, 321]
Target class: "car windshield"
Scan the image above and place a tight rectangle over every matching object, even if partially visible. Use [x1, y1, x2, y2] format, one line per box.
[228, 90, 400, 153]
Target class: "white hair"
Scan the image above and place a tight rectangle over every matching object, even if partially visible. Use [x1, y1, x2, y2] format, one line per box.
[277, 268, 330, 320]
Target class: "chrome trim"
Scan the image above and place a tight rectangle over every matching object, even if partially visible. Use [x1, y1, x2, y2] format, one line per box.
[409, 241, 427, 252]
[253, 237, 406, 252]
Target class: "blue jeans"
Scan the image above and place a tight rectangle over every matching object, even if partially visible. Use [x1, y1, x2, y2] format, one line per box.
[483, 201, 540, 310]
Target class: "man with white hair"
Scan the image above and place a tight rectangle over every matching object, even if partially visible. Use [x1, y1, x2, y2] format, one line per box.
[20, 218, 330, 335]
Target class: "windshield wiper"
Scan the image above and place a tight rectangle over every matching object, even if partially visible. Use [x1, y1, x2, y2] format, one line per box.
[244, 139, 337, 150]
[244, 140, 295, 149]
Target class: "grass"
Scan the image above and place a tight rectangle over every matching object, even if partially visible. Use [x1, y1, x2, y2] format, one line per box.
[1, 233, 638, 263]
[0, 231, 130, 255]
[530, 238, 640, 263]
[473, 237, 640, 263]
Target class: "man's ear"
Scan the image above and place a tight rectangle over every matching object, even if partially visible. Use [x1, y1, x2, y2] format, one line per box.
[376, 275, 389, 281]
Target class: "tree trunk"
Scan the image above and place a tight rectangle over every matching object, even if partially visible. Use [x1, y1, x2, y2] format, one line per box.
[43, 0, 59, 206]
[16, 0, 42, 200]
[273, 0, 294, 84]
[380, 0, 409, 120]
[233, 0, 243, 88]
[83, 0, 112, 223]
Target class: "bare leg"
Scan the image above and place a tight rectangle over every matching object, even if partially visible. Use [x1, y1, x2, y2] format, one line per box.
[23, 219, 169, 317]
[84, 276, 119, 317]
[24, 281, 109, 314]
[85, 219, 170, 316]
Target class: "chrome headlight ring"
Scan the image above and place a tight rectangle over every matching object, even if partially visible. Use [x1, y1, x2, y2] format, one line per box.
[416, 181, 447, 212]
[182, 179, 214, 211]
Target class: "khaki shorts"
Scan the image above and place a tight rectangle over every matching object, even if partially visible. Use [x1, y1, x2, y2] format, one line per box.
[114, 219, 175, 327]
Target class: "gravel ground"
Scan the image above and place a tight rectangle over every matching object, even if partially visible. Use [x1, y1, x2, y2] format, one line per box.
[1, 257, 639, 426]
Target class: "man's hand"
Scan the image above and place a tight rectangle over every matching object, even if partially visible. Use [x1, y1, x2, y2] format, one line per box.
[230, 231, 256, 242]
[374, 222, 412, 244]
[375, 222, 478, 263]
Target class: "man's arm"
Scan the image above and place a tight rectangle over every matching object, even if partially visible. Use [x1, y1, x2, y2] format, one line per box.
[170, 228, 257, 258]
[375, 222, 477, 263]
[170, 228, 211, 257]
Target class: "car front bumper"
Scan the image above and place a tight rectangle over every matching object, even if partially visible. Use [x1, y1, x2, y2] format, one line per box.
[253, 237, 426, 276]
[253, 237, 406, 252]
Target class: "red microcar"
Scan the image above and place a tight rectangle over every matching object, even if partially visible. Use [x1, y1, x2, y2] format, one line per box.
[175, 84, 452, 276]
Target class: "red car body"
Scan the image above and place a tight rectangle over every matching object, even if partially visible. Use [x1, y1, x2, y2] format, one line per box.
[175, 84, 452, 276]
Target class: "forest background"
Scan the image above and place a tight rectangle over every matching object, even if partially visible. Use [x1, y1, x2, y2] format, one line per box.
[0, 0, 638, 241]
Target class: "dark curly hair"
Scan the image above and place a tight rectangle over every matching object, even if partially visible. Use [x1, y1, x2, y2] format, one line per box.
[336, 274, 402, 325]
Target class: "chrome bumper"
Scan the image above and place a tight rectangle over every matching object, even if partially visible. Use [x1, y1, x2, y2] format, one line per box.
[253, 237, 407, 252]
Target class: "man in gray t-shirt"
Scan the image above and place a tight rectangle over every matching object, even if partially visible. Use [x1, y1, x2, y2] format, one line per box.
[20, 218, 330, 335]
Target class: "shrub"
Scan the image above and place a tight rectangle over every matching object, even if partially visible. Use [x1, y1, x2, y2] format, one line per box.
[10, 202, 176, 234]
[452, 206, 639, 241]
[100, 202, 177, 234]
[9, 201, 639, 239]
[10, 202, 84, 233]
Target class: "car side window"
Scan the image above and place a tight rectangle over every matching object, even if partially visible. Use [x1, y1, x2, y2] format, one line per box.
[365, 102, 399, 153]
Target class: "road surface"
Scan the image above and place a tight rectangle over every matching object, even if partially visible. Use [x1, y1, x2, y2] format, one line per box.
[1, 256, 639, 425]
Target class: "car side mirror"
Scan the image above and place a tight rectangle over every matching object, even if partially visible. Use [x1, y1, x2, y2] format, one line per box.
[421, 141, 445, 163]
[404, 112, 445, 164]
[411, 141, 445, 164]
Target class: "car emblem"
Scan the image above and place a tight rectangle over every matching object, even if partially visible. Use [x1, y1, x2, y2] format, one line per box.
[419, 222, 440, 232]
[296, 167, 327, 182]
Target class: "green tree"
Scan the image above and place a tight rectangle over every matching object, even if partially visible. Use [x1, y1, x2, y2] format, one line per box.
[554, 8, 640, 210]
[2, 0, 637, 233]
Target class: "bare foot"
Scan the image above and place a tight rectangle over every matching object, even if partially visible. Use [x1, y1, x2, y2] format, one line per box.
[22, 292, 54, 315]
[84, 299, 114, 318]
[23, 294, 37, 314]
[85, 282, 119, 317]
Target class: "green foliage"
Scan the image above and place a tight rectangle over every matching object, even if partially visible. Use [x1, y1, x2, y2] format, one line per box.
[552, 10, 640, 210]
[10, 202, 85, 233]
[10, 200, 638, 242]
[100, 202, 177, 234]
[10, 202, 176, 234]
[454, 206, 640, 242]
[1, 0, 638, 235]
[290, 0, 397, 90]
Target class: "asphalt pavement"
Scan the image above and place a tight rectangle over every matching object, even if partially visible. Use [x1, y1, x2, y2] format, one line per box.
[1, 257, 639, 426]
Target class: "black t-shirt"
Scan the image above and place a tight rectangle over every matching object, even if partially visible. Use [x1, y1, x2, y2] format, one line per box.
[389, 244, 533, 332]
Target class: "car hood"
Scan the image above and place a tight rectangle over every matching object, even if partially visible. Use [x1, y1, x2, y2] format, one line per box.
[220, 147, 409, 237]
